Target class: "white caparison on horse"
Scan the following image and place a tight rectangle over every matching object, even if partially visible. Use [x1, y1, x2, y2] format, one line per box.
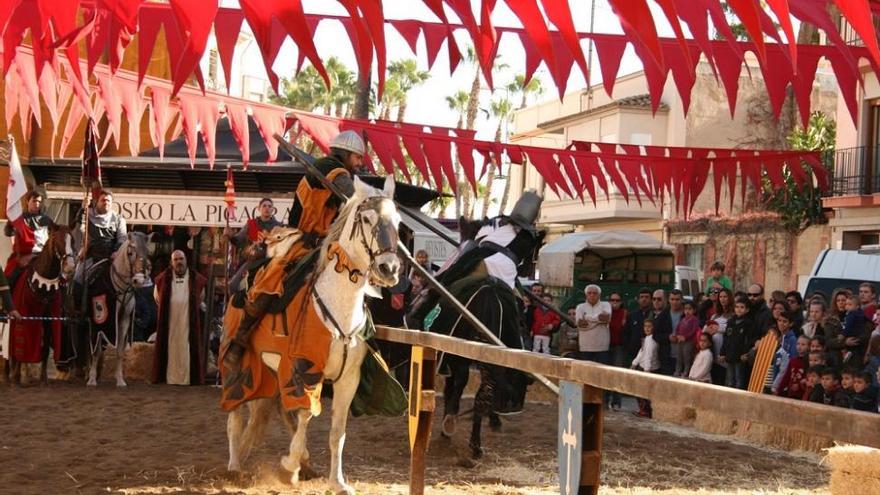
[222, 176, 401, 495]
[86, 231, 151, 387]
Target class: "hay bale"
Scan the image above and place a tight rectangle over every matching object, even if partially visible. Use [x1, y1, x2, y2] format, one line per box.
[827, 445, 880, 495]
[655, 401, 833, 453]
[652, 402, 696, 426]
[100, 342, 155, 382]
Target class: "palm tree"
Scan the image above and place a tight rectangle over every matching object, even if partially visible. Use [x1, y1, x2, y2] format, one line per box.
[387, 59, 430, 122]
[445, 91, 469, 129]
[480, 97, 513, 218]
[507, 74, 544, 109]
[445, 90, 470, 217]
[378, 78, 404, 121]
[271, 57, 357, 116]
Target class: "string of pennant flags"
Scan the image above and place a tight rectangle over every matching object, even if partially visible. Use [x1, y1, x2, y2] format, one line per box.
[2, 45, 829, 220]
[1, 1, 880, 128]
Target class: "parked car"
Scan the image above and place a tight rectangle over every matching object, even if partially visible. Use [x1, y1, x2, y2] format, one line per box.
[803, 249, 880, 299]
[675, 265, 703, 300]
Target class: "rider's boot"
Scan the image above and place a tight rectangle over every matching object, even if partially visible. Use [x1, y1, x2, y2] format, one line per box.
[223, 293, 274, 368]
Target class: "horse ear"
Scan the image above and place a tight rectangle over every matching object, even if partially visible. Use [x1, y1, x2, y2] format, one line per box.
[147, 232, 155, 243]
[382, 175, 395, 198]
[352, 175, 366, 197]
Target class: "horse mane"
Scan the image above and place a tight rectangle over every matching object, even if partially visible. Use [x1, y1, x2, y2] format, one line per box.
[316, 193, 363, 275]
[32, 225, 70, 279]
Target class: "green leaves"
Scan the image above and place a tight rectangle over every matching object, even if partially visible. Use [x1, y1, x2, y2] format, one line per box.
[762, 111, 836, 232]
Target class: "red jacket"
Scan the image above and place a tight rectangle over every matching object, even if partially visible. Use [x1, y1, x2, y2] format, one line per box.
[531, 306, 561, 336]
[776, 355, 806, 399]
[610, 308, 627, 346]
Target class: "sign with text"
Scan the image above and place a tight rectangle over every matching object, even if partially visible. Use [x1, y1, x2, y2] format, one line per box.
[46, 190, 294, 227]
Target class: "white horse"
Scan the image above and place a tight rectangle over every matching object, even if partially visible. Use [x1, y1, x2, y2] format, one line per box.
[224, 176, 401, 495]
[86, 231, 151, 387]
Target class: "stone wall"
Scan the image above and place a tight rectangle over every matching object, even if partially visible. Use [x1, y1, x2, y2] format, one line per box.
[667, 214, 830, 292]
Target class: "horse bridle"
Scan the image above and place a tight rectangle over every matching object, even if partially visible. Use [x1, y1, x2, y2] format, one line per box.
[347, 196, 398, 275]
[26, 235, 74, 298]
[110, 242, 148, 301]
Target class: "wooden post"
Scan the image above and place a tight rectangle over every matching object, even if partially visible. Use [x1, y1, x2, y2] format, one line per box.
[579, 385, 603, 495]
[557, 381, 604, 495]
[408, 346, 436, 495]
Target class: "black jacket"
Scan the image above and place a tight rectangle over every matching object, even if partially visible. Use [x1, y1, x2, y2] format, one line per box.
[623, 307, 651, 356]
[751, 300, 773, 337]
[721, 314, 757, 361]
[851, 386, 878, 412]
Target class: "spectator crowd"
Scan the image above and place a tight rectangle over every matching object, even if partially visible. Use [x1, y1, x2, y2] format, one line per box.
[522, 261, 880, 417]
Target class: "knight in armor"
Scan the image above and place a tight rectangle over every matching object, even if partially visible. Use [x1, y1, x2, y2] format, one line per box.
[223, 131, 366, 368]
[74, 189, 128, 280]
[4, 190, 56, 290]
[224, 197, 282, 291]
[408, 190, 545, 328]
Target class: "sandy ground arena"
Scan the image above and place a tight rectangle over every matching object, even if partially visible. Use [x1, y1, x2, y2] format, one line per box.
[0, 382, 830, 495]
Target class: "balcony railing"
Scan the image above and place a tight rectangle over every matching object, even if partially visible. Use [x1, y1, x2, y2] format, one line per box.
[831, 146, 880, 196]
[839, 16, 880, 46]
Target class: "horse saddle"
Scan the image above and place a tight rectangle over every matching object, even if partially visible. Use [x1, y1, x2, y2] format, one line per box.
[84, 259, 111, 288]
[230, 249, 321, 315]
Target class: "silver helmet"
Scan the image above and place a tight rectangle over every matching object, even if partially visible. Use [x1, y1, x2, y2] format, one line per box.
[506, 190, 543, 231]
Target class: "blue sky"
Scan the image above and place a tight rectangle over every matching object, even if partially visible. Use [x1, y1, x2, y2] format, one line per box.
[220, 0, 683, 139]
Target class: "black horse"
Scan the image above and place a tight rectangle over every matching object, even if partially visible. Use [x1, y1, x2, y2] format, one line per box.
[408, 220, 544, 460]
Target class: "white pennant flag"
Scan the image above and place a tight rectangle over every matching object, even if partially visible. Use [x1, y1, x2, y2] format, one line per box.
[6, 136, 27, 222]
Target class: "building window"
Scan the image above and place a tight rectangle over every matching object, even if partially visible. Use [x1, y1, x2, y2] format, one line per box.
[207, 49, 218, 88]
[684, 244, 704, 270]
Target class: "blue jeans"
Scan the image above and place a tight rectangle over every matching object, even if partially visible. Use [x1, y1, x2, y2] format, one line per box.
[726, 361, 748, 390]
[576, 351, 614, 406]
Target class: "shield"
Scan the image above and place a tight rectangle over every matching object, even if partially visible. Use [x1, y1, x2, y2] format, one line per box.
[92, 294, 109, 325]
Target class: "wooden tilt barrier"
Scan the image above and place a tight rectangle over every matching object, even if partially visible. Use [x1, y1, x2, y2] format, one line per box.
[375, 325, 880, 495]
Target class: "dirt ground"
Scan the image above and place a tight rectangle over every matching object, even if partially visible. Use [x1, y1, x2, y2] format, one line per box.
[0, 382, 830, 495]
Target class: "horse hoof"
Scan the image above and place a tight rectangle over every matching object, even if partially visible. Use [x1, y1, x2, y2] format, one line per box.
[86, 379, 97, 387]
[441, 414, 456, 437]
[116, 380, 128, 388]
[331, 482, 355, 495]
[457, 456, 479, 468]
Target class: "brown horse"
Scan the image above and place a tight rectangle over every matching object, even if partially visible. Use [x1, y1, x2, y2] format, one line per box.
[7, 225, 75, 385]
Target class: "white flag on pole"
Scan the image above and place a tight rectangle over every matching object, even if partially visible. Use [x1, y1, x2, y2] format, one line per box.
[6, 136, 26, 222]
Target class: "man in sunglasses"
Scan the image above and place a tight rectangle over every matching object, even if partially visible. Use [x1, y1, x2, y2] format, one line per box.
[650, 289, 674, 375]
[624, 288, 653, 364]
[747, 284, 773, 335]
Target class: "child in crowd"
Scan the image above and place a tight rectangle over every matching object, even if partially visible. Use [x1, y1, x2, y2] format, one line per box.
[531, 294, 560, 354]
[673, 300, 701, 377]
[703, 319, 727, 385]
[688, 332, 714, 383]
[777, 311, 798, 358]
[705, 260, 733, 293]
[721, 297, 755, 390]
[810, 368, 850, 408]
[558, 308, 579, 358]
[774, 335, 810, 398]
[841, 296, 868, 366]
[765, 326, 789, 394]
[803, 366, 824, 401]
[810, 335, 839, 369]
[631, 318, 659, 418]
[840, 368, 857, 404]
[808, 350, 826, 368]
[851, 371, 879, 412]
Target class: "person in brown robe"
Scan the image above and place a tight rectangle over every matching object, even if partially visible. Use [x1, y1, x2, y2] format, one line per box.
[152, 250, 207, 385]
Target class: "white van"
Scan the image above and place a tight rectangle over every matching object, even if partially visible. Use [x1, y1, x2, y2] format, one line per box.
[803, 249, 880, 298]
[675, 265, 702, 300]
